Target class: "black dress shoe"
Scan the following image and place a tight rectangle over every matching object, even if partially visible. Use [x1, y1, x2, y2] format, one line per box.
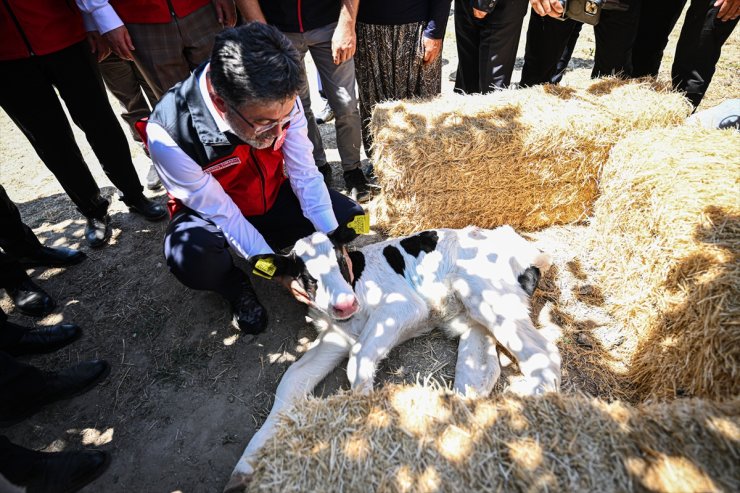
[24, 449, 111, 493]
[6, 279, 55, 317]
[123, 194, 167, 221]
[16, 246, 87, 268]
[3, 323, 82, 357]
[0, 360, 110, 427]
[231, 281, 267, 335]
[84, 215, 111, 249]
[343, 167, 373, 203]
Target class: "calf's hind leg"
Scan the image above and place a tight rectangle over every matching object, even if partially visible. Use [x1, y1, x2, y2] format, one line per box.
[447, 315, 501, 398]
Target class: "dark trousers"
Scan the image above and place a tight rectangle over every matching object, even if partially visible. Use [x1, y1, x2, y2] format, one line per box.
[0, 42, 144, 220]
[633, 0, 738, 108]
[454, 0, 529, 93]
[520, 2, 642, 86]
[98, 53, 156, 142]
[0, 185, 38, 289]
[163, 183, 364, 303]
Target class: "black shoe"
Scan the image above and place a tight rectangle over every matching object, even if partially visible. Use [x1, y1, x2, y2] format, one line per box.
[3, 323, 82, 357]
[231, 281, 267, 335]
[318, 163, 332, 186]
[16, 246, 87, 268]
[123, 195, 167, 221]
[0, 360, 110, 427]
[7, 279, 55, 317]
[24, 449, 111, 493]
[85, 215, 111, 249]
[343, 168, 373, 203]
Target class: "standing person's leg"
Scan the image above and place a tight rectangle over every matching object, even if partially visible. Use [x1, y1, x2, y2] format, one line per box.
[46, 43, 166, 222]
[592, 0, 642, 78]
[551, 23, 583, 84]
[520, 11, 580, 86]
[355, 22, 383, 156]
[672, 0, 738, 108]
[306, 23, 363, 173]
[454, 0, 482, 93]
[477, 0, 529, 91]
[282, 31, 329, 170]
[179, 2, 224, 70]
[0, 56, 109, 222]
[0, 186, 42, 257]
[631, 0, 688, 76]
[98, 53, 153, 140]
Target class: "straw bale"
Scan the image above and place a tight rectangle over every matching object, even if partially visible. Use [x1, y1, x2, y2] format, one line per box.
[589, 125, 740, 401]
[370, 78, 690, 235]
[248, 384, 739, 493]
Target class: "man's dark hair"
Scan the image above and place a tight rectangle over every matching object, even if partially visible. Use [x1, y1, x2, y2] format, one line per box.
[210, 22, 302, 106]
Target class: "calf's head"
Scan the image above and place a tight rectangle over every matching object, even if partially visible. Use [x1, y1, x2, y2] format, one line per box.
[291, 232, 359, 320]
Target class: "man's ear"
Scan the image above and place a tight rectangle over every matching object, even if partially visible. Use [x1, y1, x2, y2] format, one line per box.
[210, 91, 228, 113]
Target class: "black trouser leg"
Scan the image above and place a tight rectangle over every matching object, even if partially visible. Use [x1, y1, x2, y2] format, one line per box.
[48, 43, 144, 201]
[592, 1, 643, 78]
[477, 0, 528, 90]
[0, 351, 46, 425]
[454, 0, 483, 93]
[0, 185, 42, 257]
[551, 23, 583, 84]
[520, 11, 580, 87]
[0, 251, 29, 291]
[672, 0, 738, 108]
[632, 0, 688, 76]
[0, 51, 108, 220]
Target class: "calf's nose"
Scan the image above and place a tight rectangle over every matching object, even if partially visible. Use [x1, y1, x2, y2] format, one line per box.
[332, 293, 359, 320]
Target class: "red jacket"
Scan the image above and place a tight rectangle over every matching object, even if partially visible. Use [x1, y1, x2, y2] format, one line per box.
[0, 0, 86, 61]
[110, 0, 211, 24]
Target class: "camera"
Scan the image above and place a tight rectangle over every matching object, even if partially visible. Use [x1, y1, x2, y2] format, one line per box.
[557, 0, 604, 25]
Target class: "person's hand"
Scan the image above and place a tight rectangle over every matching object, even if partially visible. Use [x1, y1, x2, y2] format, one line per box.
[331, 21, 356, 65]
[213, 0, 237, 27]
[248, 253, 302, 280]
[530, 0, 565, 18]
[86, 31, 111, 62]
[422, 36, 443, 65]
[276, 276, 313, 305]
[716, 0, 740, 21]
[473, 8, 488, 19]
[104, 26, 135, 60]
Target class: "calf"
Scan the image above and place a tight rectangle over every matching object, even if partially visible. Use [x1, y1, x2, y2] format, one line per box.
[225, 225, 561, 491]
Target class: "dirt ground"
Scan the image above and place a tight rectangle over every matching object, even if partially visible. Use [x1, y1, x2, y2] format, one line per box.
[1, 7, 738, 493]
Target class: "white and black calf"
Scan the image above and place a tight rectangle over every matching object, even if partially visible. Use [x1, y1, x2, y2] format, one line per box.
[225, 226, 561, 490]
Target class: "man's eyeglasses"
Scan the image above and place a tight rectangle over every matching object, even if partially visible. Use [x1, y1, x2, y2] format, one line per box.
[227, 103, 291, 135]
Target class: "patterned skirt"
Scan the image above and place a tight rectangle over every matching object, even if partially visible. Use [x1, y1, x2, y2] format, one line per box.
[355, 21, 443, 155]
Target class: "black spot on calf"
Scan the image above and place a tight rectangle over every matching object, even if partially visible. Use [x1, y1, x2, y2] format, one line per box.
[383, 245, 406, 276]
[348, 251, 365, 288]
[517, 266, 541, 296]
[400, 231, 439, 257]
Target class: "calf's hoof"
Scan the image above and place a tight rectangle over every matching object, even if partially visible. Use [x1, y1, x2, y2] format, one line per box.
[223, 472, 252, 493]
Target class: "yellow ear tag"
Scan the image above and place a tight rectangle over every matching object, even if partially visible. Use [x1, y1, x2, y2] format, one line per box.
[347, 213, 370, 235]
[253, 258, 277, 280]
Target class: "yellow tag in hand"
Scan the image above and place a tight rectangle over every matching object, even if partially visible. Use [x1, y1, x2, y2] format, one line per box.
[347, 213, 370, 235]
[253, 258, 277, 280]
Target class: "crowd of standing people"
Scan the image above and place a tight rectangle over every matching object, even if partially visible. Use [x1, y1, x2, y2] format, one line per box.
[0, 0, 737, 491]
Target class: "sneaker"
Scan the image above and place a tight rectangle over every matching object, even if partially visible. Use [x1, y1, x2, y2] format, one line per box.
[343, 168, 373, 203]
[316, 100, 334, 125]
[449, 69, 457, 82]
[231, 280, 267, 335]
[146, 164, 162, 190]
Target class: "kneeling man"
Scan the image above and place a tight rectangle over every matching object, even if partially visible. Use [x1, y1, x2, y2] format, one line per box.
[147, 22, 364, 334]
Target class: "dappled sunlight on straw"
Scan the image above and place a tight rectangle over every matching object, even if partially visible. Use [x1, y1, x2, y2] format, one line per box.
[390, 386, 450, 436]
[80, 427, 114, 446]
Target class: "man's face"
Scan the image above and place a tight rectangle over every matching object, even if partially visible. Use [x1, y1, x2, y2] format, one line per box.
[223, 97, 296, 149]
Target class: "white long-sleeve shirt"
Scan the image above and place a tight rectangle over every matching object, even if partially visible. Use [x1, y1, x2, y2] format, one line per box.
[75, 0, 124, 34]
[147, 65, 339, 259]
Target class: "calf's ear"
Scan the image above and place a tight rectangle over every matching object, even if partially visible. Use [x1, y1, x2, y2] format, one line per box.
[517, 266, 541, 297]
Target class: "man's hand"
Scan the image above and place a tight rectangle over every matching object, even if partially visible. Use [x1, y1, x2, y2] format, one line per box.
[332, 20, 356, 65]
[473, 8, 488, 19]
[530, 0, 565, 18]
[277, 276, 312, 305]
[104, 25, 135, 60]
[248, 253, 302, 280]
[716, 0, 740, 21]
[422, 36, 443, 65]
[86, 31, 111, 62]
[213, 0, 237, 27]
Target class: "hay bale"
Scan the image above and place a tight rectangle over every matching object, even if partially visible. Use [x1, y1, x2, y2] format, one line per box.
[248, 384, 739, 493]
[589, 125, 740, 401]
[370, 79, 690, 235]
